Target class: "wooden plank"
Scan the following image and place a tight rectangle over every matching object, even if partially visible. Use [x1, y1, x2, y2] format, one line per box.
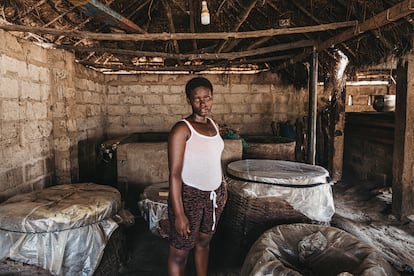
[0, 21, 356, 41]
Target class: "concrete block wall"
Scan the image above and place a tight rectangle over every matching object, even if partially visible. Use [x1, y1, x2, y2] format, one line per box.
[0, 30, 107, 201]
[0, 30, 53, 201]
[345, 84, 396, 112]
[105, 73, 308, 138]
[74, 64, 106, 183]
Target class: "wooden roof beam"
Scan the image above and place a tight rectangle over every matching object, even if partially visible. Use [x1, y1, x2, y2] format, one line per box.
[58, 39, 314, 61]
[0, 21, 356, 41]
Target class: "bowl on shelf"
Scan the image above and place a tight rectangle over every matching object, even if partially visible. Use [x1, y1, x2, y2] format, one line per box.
[372, 95, 396, 112]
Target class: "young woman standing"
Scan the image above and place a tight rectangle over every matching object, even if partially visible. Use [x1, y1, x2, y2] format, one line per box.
[167, 77, 227, 276]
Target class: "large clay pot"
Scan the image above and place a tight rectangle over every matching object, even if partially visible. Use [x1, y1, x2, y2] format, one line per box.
[372, 95, 396, 112]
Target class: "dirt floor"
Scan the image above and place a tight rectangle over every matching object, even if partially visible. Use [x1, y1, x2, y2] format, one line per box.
[119, 180, 414, 276]
[1, 180, 413, 275]
[331, 180, 414, 275]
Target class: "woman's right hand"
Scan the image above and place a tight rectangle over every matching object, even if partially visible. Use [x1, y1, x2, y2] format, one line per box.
[175, 214, 191, 239]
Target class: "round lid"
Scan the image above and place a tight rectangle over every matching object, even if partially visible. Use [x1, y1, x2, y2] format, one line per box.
[0, 183, 121, 233]
[142, 182, 169, 204]
[227, 159, 330, 186]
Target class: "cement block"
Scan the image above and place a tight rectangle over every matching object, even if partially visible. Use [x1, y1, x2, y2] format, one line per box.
[25, 159, 45, 181]
[129, 105, 149, 114]
[231, 105, 250, 114]
[142, 94, 162, 105]
[223, 94, 244, 104]
[108, 105, 129, 116]
[251, 84, 271, 93]
[0, 77, 19, 99]
[163, 94, 183, 104]
[148, 85, 167, 94]
[108, 86, 119, 94]
[1, 100, 20, 120]
[149, 105, 169, 114]
[123, 96, 142, 105]
[0, 167, 24, 192]
[211, 103, 231, 114]
[229, 84, 249, 94]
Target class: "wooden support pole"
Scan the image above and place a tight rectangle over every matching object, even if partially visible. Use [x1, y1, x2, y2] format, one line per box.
[308, 48, 318, 165]
[393, 52, 414, 220]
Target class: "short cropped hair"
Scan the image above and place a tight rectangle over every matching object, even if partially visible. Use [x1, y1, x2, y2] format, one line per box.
[185, 77, 213, 98]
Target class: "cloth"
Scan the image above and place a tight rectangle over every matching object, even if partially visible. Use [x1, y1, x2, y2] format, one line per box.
[241, 223, 399, 276]
[168, 183, 226, 251]
[181, 118, 224, 191]
[0, 183, 121, 276]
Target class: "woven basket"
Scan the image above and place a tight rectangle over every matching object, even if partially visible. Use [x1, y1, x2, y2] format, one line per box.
[94, 226, 126, 276]
[0, 259, 52, 276]
[220, 187, 310, 250]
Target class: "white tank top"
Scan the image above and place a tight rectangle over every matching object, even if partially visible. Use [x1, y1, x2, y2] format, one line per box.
[181, 118, 224, 191]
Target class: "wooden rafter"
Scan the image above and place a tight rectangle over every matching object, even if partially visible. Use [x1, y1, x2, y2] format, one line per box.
[0, 21, 356, 41]
[58, 39, 314, 60]
[80, 51, 292, 72]
[161, 0, 179, 54]
[188, 0, 197, 51]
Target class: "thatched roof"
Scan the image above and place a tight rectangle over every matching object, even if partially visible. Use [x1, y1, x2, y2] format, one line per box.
[1, 0, 413, 82]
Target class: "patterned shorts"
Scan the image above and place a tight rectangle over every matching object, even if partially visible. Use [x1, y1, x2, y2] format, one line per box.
[168, 183, 227, 251]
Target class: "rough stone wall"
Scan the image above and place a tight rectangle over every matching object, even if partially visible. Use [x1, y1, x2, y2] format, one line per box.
[0, 30, 53, 201]
[105, 73, 308, 138]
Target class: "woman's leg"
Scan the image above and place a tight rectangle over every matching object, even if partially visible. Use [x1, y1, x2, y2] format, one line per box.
[168, 245, 190, 276]
[194, 232, 212, 276]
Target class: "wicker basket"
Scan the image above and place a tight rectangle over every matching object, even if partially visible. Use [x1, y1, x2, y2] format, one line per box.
[94, 226, 126, 276]
[0, 259, 52, 276]
[220, 159, 334, 252]
[220, 187, 310, 250]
